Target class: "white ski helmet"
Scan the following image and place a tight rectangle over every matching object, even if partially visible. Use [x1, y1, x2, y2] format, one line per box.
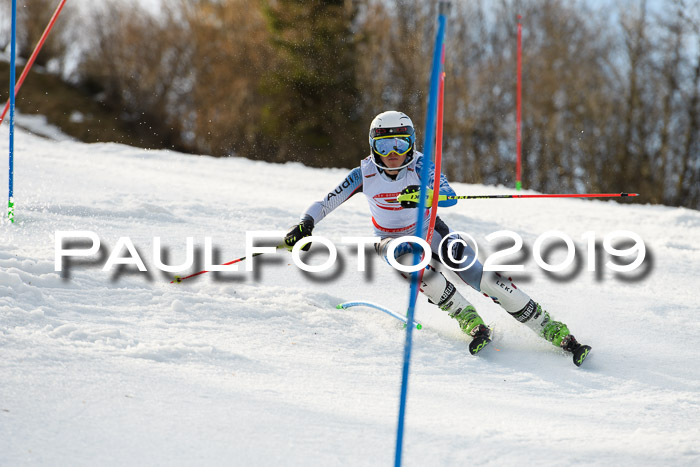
[368, 111, 416, 170]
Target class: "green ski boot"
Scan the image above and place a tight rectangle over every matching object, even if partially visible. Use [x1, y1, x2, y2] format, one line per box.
[448, 305, 485, 335]
[437, 287, 492, 355]
[542, 315, 592, 366]
[541, 319, 570, 347]
[511, 300, 591, 366]
[448, 306, 491, 355]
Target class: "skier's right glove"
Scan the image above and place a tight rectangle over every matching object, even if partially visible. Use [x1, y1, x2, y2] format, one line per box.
[284, 218, 314, 251]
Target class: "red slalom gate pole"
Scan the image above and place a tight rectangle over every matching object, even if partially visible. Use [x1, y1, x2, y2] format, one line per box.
[425, 46, 446, 248]
[516, 15, 522, 191]
[0, 0, 68, 126]
[414, 43, 446, 291]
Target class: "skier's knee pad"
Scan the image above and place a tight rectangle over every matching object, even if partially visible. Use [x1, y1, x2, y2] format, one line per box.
[375, 238, 449, 302]
[478, 271, 530, 313]
[437, 233, 484, 290]
[375, 237, 464, 308]
[375, 237, 417, 265]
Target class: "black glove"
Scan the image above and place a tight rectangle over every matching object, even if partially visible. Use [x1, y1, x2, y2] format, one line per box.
[284, 218, 314, 251]
[400, 185, 420, 208]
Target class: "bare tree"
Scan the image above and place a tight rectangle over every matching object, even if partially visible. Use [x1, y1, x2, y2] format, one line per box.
[182, 0, 275, 159]
[355, 0, 435, 143]
[76, 1, 192, 149]
[17, 0, 68, 66]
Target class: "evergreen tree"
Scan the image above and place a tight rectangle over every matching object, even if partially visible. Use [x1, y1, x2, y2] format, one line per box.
[262, 0, 363, 168]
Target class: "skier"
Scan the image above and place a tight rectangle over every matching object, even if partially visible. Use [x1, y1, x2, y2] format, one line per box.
[284, 111, 590, 365]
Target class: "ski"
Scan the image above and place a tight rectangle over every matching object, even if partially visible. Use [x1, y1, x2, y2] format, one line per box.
[561, 335, 592, 367]
[469, 334, 491, 355]
[572, 345, 592, 367]
[468, 324, 493, 355]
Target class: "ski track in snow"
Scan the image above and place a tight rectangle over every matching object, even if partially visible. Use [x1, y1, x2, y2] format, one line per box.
[1, 127, 699, 466]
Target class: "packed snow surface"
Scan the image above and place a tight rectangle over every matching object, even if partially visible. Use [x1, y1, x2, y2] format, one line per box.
[1, 125, 699, 466]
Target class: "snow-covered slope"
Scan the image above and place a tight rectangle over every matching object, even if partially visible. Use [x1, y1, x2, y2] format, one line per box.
[1, 126, 699, 466]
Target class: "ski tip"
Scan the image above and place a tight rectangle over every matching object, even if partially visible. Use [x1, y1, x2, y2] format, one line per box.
[469, 337, 491, 355]
[573, 345, 592, 367]
[416, 323, 423, 330]
[336, 304, 344, 309]
[171, 275, 182, 284]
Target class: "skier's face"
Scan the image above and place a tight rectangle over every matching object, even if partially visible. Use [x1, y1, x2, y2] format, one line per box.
[383, 152, 408, 172]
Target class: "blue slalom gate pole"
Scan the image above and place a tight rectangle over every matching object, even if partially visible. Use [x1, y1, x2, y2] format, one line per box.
[8, 0, 17, 223]
[393, 10, 448, 467]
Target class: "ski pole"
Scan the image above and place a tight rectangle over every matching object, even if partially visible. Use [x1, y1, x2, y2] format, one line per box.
[397, 191, 639, 206]
[171, 244, 285, 283]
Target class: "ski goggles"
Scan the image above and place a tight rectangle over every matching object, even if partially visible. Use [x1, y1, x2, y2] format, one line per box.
[372, 135, 414, 157]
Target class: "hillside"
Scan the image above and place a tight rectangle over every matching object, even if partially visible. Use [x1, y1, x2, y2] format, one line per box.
[1, 123, 699, 466]
[0, 61, 183, 150]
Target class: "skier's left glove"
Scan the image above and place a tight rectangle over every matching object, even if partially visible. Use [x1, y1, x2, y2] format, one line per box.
[284, 218, 314, 251]
[400, 185, 434, 208]
[400, 185, 420, 208]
